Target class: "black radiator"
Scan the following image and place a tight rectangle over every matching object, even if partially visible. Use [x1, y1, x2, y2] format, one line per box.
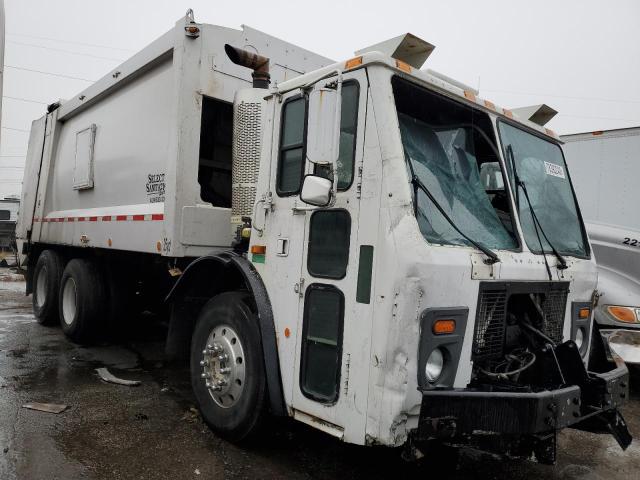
[472, 282, 569, 361]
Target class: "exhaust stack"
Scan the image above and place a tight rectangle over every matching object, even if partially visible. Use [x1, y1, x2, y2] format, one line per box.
[224, 44, 270, 89]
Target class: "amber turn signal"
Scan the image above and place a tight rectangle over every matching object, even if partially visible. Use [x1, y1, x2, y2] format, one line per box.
[578, 307, 590, 319]
[433, 319, 456, 335]
[250, 244, 266, 255]
[608, 306, 638, 323]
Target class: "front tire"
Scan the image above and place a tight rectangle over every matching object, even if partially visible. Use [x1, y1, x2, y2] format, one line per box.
[59, 258, 107, 344]
[191, 291, 266, 442]
[32, 250, 64, 325]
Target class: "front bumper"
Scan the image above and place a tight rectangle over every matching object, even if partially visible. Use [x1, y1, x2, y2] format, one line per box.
[414, 344, 631, 460]
[601, 329, 640, 364]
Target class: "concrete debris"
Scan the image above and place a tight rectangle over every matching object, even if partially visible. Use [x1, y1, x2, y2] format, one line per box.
[96, 367, 141, 386]
[22, 402, 69, 414]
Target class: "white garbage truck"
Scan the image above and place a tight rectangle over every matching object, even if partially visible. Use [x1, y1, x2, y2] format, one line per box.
[563, 127, 640, 363]
[16, 11, 631, 463]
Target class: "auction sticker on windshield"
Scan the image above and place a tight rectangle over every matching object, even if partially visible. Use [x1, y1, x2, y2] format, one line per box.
[544, 161, 566, 179]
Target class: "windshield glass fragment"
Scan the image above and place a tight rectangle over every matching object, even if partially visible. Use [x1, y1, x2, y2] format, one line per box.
[392, 77, 518, 251]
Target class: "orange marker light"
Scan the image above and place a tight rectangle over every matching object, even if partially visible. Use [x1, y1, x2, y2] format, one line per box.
[345, 56, 363, 70]
[108, 238, 113, 247]
[578, 307, 590, 319]
[156, 241, 162, 252]
[484, 100, 496, 111]
[608, 306, 638, 323]
[284, 327, 291, 338]
[433, 319, 456, 335]
[463, 90, 476, 102]
[395, 59, 411, 73]
[503, 108, 514, 119]
[250, 244, 266, 255]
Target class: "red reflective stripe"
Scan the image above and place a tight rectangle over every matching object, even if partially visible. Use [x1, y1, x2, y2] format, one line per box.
[39, 213, 163, 222]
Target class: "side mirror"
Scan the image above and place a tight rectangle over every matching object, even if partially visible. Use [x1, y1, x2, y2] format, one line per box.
[479, 162, 505, 191]
[306, 85, 340, 166]
[300, 174, 332, 207]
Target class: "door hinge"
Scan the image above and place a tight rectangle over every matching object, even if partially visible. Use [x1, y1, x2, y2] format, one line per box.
[294, 278, 305, 297]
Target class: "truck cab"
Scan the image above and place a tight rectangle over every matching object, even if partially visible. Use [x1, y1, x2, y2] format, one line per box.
[180, 37, 631, 462]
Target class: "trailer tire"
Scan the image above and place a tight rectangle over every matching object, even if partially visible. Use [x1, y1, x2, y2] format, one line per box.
[32, 250, 65, 325]
[59, 258, 107, 344]
[191, 291, 266, 442]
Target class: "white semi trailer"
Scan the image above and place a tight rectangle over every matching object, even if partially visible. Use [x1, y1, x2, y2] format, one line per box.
[562, 127, 640, 363]
[16, 11, 631, 463]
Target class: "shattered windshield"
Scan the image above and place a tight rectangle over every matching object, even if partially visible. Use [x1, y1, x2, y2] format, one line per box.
[393, 77, 518, 250]
[498, 122, 588, 258]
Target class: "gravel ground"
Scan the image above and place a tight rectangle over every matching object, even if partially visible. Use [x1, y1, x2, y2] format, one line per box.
[1, 268, 639, 479]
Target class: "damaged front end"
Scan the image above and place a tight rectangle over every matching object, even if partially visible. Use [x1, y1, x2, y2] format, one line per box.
[410, 281, 632, 464]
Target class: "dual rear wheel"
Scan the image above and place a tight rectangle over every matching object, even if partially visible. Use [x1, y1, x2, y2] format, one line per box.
[32, 250, 108, 343]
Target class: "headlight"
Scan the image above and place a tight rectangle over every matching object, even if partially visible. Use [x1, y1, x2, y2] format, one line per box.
[425, 348, 444, 383]
[575, 328, 584, 350]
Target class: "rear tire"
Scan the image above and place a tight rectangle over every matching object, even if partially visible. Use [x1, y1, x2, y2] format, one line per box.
[190, 291, 266, 442]
[32, 250, 64, 325]
[59, 258, 107, 344]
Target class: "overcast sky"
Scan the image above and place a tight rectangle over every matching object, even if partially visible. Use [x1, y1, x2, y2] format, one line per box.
[1, 0, 639, 198]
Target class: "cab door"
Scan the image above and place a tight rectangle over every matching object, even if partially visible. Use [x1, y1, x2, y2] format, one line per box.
[290, 69, 370, 439]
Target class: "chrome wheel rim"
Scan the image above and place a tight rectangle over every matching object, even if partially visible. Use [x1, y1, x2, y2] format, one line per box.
[35, 267, 48, 308]
[199, 324, 245, 408]
[61, 278, 77, 326]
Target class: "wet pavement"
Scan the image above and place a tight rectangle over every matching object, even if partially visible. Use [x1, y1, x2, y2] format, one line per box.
[1, 267, 640, 479]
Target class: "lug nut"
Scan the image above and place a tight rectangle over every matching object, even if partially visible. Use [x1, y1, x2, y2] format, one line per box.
[220, 367, 231, 374]
[200, 360, 209, 367]
[216, 379, 227, 387]
[201, 372, 210, 379]
[217, 354, 228, 362]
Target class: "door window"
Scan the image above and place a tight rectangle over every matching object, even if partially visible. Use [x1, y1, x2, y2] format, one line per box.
[277, 96, 307, 195]
[307, 209, 351, 279]
[300, 284, 344, 403]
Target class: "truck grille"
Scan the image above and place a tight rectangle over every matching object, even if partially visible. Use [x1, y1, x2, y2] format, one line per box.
[472, 283, 569, 361]
[540, 289, 568, 344]
[473, 290, 508, 360]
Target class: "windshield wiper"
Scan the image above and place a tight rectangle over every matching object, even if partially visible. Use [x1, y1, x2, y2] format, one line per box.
[506, 145, 568, 276]
[406, 156, 500, 265]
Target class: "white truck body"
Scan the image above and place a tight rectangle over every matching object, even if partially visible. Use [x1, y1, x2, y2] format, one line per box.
[15, 13, 631, 460]
[16, 17, 331, 259]
[562, 127, 640, 360]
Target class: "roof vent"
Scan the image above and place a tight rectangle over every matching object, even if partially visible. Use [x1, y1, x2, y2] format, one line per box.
[355, 33, 435, 69]
[511, 104, 558, 126]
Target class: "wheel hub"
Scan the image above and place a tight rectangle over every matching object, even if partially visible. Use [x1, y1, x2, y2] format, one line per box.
[199, 324, 245, 408]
